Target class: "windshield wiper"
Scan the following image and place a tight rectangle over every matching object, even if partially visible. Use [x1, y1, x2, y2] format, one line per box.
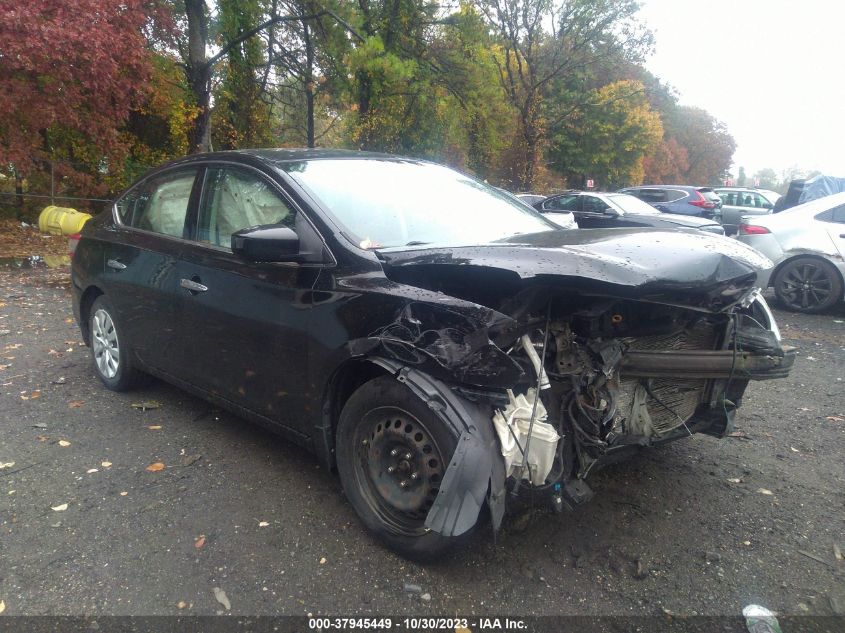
[404, 240, 430, 246]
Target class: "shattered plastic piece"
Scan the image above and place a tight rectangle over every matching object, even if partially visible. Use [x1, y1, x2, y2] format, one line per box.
[213, 587, 231, 611]
[131, 400, 161, 411]
[742, 604, 782, 633]
[491, 389, 559, 485]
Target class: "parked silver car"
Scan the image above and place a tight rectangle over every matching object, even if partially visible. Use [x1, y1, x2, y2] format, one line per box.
[737, 191, 845, 312]
[715, 187, 781, 235]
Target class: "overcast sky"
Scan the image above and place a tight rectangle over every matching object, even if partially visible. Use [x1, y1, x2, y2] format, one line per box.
[638, 0, 845, 178]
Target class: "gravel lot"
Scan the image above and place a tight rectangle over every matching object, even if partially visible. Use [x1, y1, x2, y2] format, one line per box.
[1, 265, 844, 621]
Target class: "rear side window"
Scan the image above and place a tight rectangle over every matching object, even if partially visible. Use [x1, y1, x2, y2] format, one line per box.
[816, 204, 845, 224]
[635, 189, 668, 203]
[664, 189, 687, 202]
[197, 167, 296, 248]
[115, 169, 198, 238]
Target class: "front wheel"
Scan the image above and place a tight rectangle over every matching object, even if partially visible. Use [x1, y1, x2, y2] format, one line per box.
[773, 257, 842, 313]
[335, 376, 474, 560]
[89, 295, 146, 391]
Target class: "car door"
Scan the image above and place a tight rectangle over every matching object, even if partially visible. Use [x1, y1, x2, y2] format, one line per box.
[540, 194, 580, 228]
[174, 164, 327, 434]
[104, 167, 200, 372]
[574, 195, 625, 228]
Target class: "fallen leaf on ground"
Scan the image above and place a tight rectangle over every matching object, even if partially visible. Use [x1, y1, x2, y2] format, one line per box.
[119, 491, 128, 496]
[58, 440, 71, 447]
[213, 587, 231, 611]
[147, 425, 162, 430]
[101, 461, 112, 468]
[727, 478, 742, 483]
[728, 430, 749, 439]
[86, 468, 98, 474]
[145, 462, 165, 472]
[319, 557, 327, 565]
[181, 454, 201, 467]
[757, 488, 774, 496]
[826, 416, 844, 422]
[194, 535, 206, 549]
[258, 521, 269, 527]
[131, 400, 161, 411]
[743, 540, 752, 546]
[0, 600, 4, 614]
[31, 390, 40, 399]
[51, 503, 68, 512]
[177, 601, 187, 609]
[68, 401, 84, 408]
[834, 543, 842, 561]
[0, 462, 14, 469]
[790, 446, 800, 453]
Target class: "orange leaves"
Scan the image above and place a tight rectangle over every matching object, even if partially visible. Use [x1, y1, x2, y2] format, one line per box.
[145, 462, 165, 472]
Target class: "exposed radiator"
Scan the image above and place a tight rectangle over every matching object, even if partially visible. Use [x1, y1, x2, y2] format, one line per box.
[616, 321, 719, 436]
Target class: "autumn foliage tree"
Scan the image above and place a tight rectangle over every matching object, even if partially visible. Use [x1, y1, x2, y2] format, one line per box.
[0, 0, 157, 192]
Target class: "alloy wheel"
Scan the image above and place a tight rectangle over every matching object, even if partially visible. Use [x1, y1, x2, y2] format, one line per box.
[777, 262, 834, 311]
[92, 308, 120, 379]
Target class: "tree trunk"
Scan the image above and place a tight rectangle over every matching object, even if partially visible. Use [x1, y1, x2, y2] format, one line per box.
[185, 0, 212, 153]
[14, 171, 25, 220]
[302, 18, 316, 148]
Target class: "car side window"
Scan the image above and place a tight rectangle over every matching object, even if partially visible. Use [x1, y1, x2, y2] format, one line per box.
[115, 169, 197, 238]
[198, 167, 296, 248]
[582, 196, 610, 214]
[664, 189, 686, 202]
[817, 204, 845, 224]
[637, 189, 668, 203]
[543, 195, 579, 211]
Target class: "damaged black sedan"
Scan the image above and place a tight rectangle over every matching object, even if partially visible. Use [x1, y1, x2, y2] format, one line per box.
[71, 150, 795, 559]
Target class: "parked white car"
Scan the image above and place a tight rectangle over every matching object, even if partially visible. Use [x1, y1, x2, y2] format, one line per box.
[737, 191, 845, 312]
[714, 187, 781, 235]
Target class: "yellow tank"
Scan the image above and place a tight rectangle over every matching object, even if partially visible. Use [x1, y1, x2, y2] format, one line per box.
[38, 205, 92, 236]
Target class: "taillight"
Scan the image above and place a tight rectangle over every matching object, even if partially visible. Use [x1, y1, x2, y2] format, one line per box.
[689, 191, 717, 209]
[68, 233, 81, 258]
[739, 224, 771, 235]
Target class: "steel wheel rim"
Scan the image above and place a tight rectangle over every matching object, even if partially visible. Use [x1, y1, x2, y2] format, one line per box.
[92, 308, 119, 379]
[353, 406, 446, 536]
[779, 262, 833, 310]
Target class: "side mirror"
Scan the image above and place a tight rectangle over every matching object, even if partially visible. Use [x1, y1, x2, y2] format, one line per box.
[231, 225, 300, 262]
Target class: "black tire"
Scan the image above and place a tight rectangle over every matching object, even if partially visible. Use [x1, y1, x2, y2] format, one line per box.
[88, 295, 146, 391]
[773, 257, 843, 313]
[336, 376, 474, 560]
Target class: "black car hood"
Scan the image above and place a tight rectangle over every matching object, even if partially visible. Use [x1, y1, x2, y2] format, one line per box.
[378, 228, 773, 312]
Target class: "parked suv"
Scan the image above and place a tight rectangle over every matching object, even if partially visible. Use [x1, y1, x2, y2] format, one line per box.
[714, 187, 780, 235]
[619, 185, 722, 218]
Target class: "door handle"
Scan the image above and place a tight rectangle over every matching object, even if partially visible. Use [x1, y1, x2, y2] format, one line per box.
[106, 258, 127, 270]
[180, 278, 208, 293]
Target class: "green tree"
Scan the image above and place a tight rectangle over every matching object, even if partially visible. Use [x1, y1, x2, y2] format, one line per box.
[550, 80, 662, 188]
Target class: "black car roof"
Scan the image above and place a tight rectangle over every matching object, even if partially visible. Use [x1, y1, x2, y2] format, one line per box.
[163, 148, 416, 167]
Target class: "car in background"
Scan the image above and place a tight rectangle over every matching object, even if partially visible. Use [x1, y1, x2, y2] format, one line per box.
[737, 191, 845, 312]
[714, 187, 781, 235]
[619, 185, 722, 218]
[535, 191, 725, 234]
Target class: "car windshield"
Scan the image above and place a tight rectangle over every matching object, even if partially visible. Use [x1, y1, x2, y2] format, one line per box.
[606, 193, 661, 215]
[280, 159, 554, 249]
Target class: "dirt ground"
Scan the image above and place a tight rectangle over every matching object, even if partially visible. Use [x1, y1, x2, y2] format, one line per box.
[1, 264, 844, 624]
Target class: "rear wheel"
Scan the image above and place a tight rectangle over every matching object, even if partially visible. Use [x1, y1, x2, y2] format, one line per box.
[89, 295, 146, 391]
[774, 257, 842, 313]
[336, 376, 473, 560]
